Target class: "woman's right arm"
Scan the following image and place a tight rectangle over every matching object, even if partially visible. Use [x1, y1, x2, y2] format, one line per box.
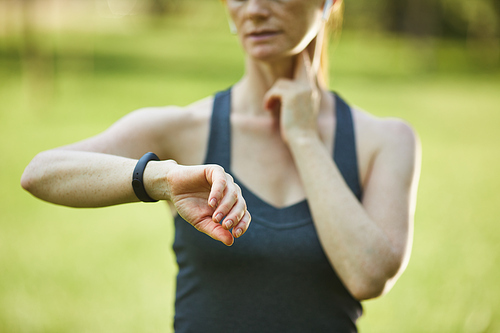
[21, 106, 250, 245]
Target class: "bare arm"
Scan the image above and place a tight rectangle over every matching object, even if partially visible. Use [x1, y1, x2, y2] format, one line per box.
[21, 107, 250, 246]
[21, 150, 140, 207]
[286, 121, 420, 300]
[265, 51, 421, 300]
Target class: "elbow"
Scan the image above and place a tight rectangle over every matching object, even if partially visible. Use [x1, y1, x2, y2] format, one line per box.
[347, 265, 402, 301]
[20, 170, 32, 192]
[21, 152, 47, 195]
[348, 248, 409, 301]
[21, 161, 36, 193]
[349, 279, 391, 301]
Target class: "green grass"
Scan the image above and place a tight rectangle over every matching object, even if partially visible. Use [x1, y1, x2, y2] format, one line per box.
[1, 1, 500, 332]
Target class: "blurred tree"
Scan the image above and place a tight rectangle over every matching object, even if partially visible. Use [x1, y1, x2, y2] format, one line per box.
[19, 0, 55, 109]
[384, 0, 444, 37]
[464, 0, 500, 66]
[3, 0, 498, 82]
[346, 0, 499, 66]
[147, 0, 180, 16]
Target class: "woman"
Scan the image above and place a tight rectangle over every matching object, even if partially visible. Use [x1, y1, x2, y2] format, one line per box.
[21, 0, 421, 331]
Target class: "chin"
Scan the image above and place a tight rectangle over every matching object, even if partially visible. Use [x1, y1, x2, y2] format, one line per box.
[246, 45, 295, 63]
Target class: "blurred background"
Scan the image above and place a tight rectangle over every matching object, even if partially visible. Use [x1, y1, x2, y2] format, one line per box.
[1, 0, 499, 332]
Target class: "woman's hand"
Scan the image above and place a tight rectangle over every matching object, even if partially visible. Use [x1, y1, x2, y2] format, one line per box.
[157, 161, 251, 246]
[264, 50, 321, 143]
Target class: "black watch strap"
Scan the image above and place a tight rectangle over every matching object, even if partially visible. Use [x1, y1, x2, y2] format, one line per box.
[132, 152, 160, 202]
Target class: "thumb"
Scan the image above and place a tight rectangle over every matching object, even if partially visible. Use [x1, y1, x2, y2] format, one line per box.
[193, 220, 235, 246]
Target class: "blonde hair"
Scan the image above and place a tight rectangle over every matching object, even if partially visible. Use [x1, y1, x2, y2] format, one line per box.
[321, 0, 344, 86]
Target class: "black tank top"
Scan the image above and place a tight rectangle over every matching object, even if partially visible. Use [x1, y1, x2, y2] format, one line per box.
[173, 88, 363, 332]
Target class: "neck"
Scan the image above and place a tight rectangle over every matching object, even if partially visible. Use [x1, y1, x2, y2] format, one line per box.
[235, 56, 293, 114]
[232, 41, 327, 116]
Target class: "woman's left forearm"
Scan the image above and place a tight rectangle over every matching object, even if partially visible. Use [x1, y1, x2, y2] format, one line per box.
[287, 131, 402, 300]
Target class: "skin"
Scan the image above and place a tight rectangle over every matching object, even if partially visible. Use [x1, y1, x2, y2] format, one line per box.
[21, 0, 421, 300]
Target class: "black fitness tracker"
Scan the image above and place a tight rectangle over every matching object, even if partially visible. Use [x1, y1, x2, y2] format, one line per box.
[132, 152, 160, 202]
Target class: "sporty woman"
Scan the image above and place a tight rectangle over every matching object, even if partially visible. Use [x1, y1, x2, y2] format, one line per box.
[22, 0, 421, 331]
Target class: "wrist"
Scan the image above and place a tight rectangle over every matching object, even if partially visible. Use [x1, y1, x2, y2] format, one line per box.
[142, 159, 178, 201]
[285, 127, 321, 147]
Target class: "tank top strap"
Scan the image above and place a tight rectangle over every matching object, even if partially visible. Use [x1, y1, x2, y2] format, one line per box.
[204, 88, 232, 169]
[333, 93, 362, 201]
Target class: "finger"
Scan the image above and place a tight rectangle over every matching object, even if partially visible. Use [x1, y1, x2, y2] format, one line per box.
[194, 220, 235, 246]
[221, 193, 247, 230]
[295, 50, 318, 90]
[232, 210, 251, 238]
[212, 179, 239, 223]
[295, 50, 314, 83]
[206, 165, 227, 209]
[293, 50, 308, 82]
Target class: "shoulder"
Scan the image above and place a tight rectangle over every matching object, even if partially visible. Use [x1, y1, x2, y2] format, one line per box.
[351, 106, 421, 187]
[133, 96, 214, 161]
[57, 95, 216, 162]
[79, 96, 215, 161]
[353, 106, 419, 154]
[119, 96, 214, 131]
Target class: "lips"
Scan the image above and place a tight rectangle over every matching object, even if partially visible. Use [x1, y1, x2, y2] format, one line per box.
[246, 30, 282, 40]
[249, 30, 278, 36]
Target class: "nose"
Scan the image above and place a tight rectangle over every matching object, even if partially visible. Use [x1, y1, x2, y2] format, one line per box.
[245, 0, 271, 21]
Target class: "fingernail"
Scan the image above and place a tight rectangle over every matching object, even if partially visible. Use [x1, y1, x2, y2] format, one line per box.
[215, 213, 223, 223]
[235, 228, 242, 238]
[209, 198, 217, 208]
[224, 220, 233, 229]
